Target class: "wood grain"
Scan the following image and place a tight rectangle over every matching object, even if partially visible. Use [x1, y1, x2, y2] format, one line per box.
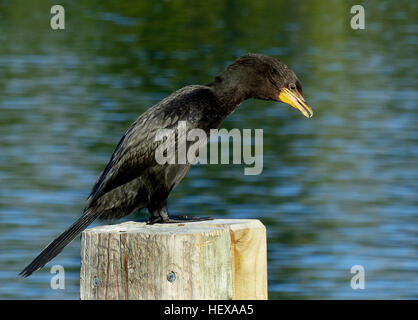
[80, 219, 267, 300]
[195, 219, 268, 299]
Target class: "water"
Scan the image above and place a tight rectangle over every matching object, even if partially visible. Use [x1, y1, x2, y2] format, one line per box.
[0, 0, 417, 299]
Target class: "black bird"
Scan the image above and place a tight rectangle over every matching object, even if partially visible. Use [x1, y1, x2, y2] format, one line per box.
[19, 53, 312, 277]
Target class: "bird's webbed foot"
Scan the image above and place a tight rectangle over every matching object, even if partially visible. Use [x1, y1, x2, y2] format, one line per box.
[146, 206, 214, 225]
[164, 215, 215, 223]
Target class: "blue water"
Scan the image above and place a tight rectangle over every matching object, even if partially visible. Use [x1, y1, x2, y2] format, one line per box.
[0, 0, 417, 299]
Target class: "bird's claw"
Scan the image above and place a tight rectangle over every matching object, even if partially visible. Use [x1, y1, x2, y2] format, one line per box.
[147, 215, 215, 224]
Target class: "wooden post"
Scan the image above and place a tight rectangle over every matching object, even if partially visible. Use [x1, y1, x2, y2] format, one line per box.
[80, 219, 267, 300]
[198, 219, 268, 300]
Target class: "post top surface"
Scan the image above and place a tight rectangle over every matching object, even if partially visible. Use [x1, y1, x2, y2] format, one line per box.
[83, 219, 264, 235]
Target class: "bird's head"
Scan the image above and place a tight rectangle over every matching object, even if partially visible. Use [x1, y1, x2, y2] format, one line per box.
[223, 53, 313, 118]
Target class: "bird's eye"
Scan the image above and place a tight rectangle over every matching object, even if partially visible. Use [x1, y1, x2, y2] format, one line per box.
[289, 83, 296, 90]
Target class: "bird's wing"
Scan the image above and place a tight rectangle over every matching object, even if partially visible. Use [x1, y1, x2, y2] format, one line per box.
[86, 86, 218, 207]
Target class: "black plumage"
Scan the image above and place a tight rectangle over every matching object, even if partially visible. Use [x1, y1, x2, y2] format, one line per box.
[20, 53, 312, 277]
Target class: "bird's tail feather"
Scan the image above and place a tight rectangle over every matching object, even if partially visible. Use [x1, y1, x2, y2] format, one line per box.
[19, 209, 100, 277]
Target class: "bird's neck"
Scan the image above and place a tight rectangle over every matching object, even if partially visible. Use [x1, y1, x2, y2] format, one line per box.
[207, 74, 251, 114]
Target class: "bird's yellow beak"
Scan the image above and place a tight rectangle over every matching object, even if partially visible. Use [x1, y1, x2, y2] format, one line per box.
[279, 88, 313, 118]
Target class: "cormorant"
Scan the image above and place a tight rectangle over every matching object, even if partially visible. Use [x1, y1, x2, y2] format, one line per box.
[19, 53, 312, 277]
